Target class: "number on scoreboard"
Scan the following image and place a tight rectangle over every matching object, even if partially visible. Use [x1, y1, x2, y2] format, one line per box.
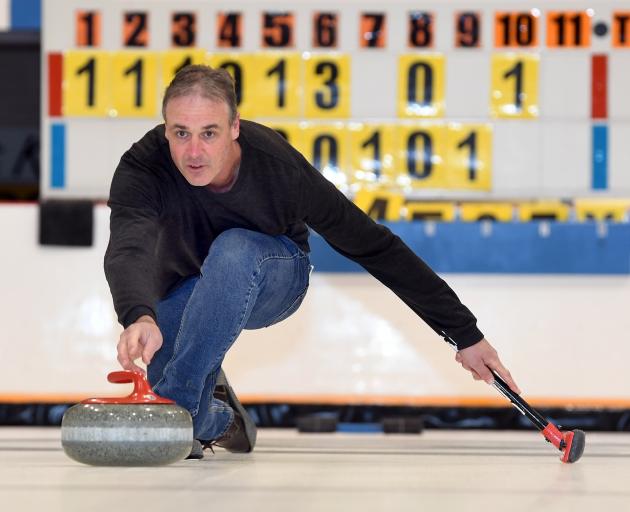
[398, 55, 445, 118]
[313, 12, 338, 48]
[360, 13, 387, 48]
[217, 12, 243, 48]
[304, 54, 350, 119]
[494, 11, 539, 48]
[123, 12, 149, 47]
[75, 10, 101, 47]
[262, 12, 295, 48]
[455, 12, 481, 48]
[408, 11, 434, 48]
[171, 12, 196, 47]
[490, 54, 539, 118]
[546, 11, 592, 48]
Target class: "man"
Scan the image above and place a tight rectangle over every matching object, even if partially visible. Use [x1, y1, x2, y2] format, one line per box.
[105, 65, 520, 458]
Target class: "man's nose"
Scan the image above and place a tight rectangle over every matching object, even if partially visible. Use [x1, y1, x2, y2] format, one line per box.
[187, 136, 201, 158]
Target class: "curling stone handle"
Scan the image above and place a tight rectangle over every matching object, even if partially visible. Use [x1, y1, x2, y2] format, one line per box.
[107, 370, 166, 403]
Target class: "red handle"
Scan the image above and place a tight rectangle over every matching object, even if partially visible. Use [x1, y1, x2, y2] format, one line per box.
[81, 370, 176, 404]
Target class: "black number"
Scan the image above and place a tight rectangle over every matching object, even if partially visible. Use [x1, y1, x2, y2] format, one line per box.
[363, 13, 385, 47]
[313, 135, 338, 171]
[551, 13, 583, 46]
[172, 13, 195, 47]
[76, 58, 96, 107]
[457, 12, 480, 47]
[499, 13, 533, 46]
[218, 13, 241, 47]
[263, 13, 291, 47]
[314, 13, 337, 47]
[407, 62, 433, 108]
[407, 131, 433, 178]
[457, 132, 478, 181]
[361, 131, 382, 176]
[409, 12, 432, 47]
[503, 60, 523, 110]
[124, 59, 143, 108]
[175, 56, 193, 75]
[219, 61, 243, 105]
[80, 12, 96, 46]
[125, 12, 147, 47]
[266, 59, 286, 108]
[315, 61, 339, 109]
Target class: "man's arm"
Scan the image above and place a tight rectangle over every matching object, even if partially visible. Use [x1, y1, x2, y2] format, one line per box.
[105, 154, 164, 371]
[295, 160, 520, 393]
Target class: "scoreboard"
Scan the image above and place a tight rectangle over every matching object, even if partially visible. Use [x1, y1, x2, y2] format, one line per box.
[41, 0, 630, 202]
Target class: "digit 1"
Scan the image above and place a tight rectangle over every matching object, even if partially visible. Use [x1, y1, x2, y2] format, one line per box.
[266, 59, 286, 108]
[124, 59, 143, 107]
[457, 131, 478, 181]
[361, 130, 382, 176]
[81, 12, 95, 46]
[175, 56, 193, 75]
[76, 57, 96, 107]
[503, 60, 523, 110]
[571, 14, 582, 45]
[498, 14, 511, 46]
[553, 13, 566, 45]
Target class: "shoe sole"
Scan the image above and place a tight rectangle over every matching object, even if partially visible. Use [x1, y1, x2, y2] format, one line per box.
[216, 368, 257, 452]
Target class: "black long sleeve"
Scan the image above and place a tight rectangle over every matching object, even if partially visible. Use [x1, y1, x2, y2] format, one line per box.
[104, 120, 483, 348]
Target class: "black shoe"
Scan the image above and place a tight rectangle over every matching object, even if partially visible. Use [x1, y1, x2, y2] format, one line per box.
[210, 368, 257, 453]
[186, 439, 205, 460]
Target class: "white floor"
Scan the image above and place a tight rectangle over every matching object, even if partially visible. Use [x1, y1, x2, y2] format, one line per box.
[1, 427, 629, 511]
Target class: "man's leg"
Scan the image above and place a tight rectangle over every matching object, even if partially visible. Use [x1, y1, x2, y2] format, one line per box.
[150, 228, 310, 446]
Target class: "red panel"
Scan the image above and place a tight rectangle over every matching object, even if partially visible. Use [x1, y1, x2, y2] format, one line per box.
[48, 53, 63, 117]
[591, 54, 608, 119]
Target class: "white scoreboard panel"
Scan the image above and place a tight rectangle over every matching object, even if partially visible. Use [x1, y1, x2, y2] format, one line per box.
[41, 0, 630, 201]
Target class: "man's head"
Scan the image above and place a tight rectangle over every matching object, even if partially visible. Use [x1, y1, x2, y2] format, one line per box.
[162, 65, 241, 187]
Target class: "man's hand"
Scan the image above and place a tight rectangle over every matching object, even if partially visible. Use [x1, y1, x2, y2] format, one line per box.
[455, 338, 521, 394]
[116, 315, 163, 373]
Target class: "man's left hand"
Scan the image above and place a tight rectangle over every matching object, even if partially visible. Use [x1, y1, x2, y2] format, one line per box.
[455, 338, 521, 394]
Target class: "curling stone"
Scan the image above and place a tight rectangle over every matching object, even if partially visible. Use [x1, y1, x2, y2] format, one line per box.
[61, 370, 193, 466]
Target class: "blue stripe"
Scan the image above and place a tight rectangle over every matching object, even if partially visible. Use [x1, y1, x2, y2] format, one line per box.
[592, 124, 608, 190]
[50, 124, 66, 189]
[309, 222, 630, 275]
[10, 0, 41, 29]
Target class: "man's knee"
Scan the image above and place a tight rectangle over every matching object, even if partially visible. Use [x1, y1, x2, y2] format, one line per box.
[202, 229, 269, 275]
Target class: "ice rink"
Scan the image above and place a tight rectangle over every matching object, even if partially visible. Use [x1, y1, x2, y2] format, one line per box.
[1, 427, 629, 511]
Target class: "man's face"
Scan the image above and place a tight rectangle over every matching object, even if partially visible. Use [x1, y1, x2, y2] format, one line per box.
[164, 94, 240, 187]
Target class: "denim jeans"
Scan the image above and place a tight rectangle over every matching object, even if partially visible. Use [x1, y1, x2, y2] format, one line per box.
[148, 228, 311, 441]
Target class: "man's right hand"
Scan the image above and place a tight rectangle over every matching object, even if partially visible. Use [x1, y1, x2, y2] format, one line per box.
[116, 315, 163, 373]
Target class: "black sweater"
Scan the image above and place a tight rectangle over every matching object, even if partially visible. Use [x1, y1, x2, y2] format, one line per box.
[104, 120, 484, 349]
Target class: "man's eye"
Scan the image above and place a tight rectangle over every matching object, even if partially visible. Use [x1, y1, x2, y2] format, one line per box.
[202, 131, 215, 138]
[176, 131, 188, 138]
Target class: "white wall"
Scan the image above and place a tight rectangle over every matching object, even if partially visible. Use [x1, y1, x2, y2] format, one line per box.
[1, 204, 629, 405]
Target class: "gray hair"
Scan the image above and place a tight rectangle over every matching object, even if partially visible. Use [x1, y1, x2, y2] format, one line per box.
[162, 64, 237, 123]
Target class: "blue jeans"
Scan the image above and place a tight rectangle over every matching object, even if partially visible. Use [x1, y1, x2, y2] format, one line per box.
[148, 228, 310, 441]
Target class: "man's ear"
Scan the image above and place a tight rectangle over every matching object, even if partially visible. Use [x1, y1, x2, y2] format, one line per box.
[231, 113, 240, 140]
